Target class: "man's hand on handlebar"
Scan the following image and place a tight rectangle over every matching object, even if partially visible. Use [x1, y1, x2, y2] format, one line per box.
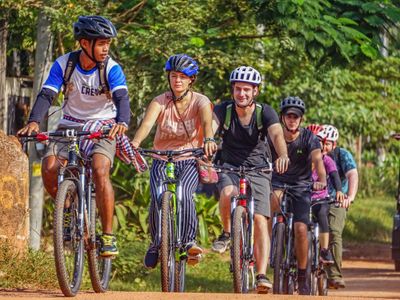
[109, 123, 128, 139]
[17, 122, 39, 137]
[275, 155, 290, 174]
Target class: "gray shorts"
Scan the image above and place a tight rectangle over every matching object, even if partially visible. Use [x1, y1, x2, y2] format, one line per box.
[216, 164, 272, 218]
[43, 127, 116, 165]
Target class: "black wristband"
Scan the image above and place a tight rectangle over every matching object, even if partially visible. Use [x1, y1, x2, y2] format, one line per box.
[204, 137, 216, 143]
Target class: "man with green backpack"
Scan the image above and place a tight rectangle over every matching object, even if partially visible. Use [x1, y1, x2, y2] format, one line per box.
[211, 66, 289, 292]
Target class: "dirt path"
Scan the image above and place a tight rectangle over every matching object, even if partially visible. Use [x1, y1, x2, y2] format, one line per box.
[0, 258, 399, 299]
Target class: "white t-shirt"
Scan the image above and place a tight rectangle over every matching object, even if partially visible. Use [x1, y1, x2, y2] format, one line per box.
[43, 52, 128, 127]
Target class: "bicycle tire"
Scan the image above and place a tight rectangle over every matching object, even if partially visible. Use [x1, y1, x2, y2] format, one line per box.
[174, 259, 186, 292]
[53, 179, 84, 297]
[395, 260, 400, 272]
[317, 269, 328, 295]
[160, 191, 175, 292]
[232, 205, 249, 293]
[87, 192, 112, 293]
[272, 222, 285, 294]
[306, 230, 315, 296]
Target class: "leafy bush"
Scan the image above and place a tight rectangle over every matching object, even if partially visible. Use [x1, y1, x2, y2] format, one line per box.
[359, 151, 399, 198]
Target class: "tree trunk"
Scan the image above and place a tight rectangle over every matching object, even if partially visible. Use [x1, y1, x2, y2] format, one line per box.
[0, 15, 8, 133]
[29, 11, 53, 250]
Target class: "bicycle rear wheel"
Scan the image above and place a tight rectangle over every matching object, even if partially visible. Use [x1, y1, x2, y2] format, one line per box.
[160, 191, 175, 292]
[232, 205, 250, 293]
[174, 258, 186, 292]
[53, 179, 84, 297]
[87, 192, 112, 293]
[272, 222, 285, 294]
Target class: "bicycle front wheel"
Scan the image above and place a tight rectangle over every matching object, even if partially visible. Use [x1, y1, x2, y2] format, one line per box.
[160, 191, 175, 292]
[232, 205, 250, 293]
[174, 258, 186, 292]
[53, 179, 84, 297]
[272, 222, 285, 294]
[307, 230, 315, 296]
[87, 192, 112, 293]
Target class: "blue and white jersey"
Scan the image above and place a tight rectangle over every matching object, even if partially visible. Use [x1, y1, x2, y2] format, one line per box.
[43, 52, 128, 127]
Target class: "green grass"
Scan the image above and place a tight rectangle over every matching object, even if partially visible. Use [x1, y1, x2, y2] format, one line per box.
[111, 250, 234, 292]
[343, 195, 396, 243]
[0, 243, 58, 289]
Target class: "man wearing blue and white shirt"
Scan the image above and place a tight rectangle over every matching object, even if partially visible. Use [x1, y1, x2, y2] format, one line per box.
[18, 15, 130, 256]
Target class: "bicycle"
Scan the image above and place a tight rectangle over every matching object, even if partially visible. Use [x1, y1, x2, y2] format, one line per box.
[213, 163, 273, 293]
[138, 147, 205, 292]
[308, 197, 337, 295]
[270, 183, 313, 295]
[21, 128, 112, 296]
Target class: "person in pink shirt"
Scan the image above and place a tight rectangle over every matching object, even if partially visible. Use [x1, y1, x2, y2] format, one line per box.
[131, 54, 217, 269]
[307, 124, 344, 265]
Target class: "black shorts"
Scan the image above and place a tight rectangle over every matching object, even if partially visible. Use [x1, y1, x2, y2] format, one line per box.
[272, 180, 311, 225]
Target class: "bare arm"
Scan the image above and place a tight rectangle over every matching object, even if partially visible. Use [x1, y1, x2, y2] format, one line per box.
[346, 168, 359, 202]
[212, 112, 220, 135]
[131, 100, 162, 148]
[311, 149, 327, 190]
[267, 123, 289, 174]
[200, 104, 217, 156]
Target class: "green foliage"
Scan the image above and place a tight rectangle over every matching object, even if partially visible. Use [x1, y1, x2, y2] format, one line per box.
[194, 193, 221, 246]
[360, 151, 400, 198]
[343, 195, 396, 243]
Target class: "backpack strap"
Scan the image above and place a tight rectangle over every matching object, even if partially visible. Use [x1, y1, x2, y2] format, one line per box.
[221, 102, 264, 136]
[97, 56, 111, 99]
[223, 103, 233, 131]
[62, 50, 81, 97]
[255, 102, 263, 131]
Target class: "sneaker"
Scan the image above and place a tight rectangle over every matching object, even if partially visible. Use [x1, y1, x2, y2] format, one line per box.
[211, 231, 230, 253]
[334, 278, 346, 288]
[144, 245, 159, 269]
[320, 248, 334, 265]
[256, 274, 272, 293]
[63, 208, 72, 242]
[328, 279, 339, 289]
[186, 242, 203, 266]
[99, 234, 119, 257]
[297, 275, 310, 295]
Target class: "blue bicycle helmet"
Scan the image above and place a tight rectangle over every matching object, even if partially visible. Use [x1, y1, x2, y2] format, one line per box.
[74, 16, 117, 40]
[280, 96, 306, 116]
[165, 54, 199, 77]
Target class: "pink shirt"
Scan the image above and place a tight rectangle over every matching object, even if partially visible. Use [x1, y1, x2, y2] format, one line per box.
[153, 91, 211, 157]
[312, 155, 337, 200]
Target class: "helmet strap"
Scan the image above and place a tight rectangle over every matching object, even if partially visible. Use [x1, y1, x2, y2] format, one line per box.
[80, 39, 101, 64]
[167, 73, 192, 102]
[281, 114, 301, 134]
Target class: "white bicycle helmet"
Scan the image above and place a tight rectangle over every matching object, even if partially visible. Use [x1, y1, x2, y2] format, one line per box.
[322, 124, 339, 142]
[229, 66, 261, 86]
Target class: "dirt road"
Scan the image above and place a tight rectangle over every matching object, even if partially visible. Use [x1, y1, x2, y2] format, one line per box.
[0, 257, 398, 299]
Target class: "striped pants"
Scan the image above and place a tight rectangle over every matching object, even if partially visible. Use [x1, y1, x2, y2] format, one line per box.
[149, 159, 199, 246]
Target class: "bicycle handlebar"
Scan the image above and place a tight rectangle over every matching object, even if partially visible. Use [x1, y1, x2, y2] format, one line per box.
[138, 147, 204, 158]
[213, 163, 273, 175]
[19, 128, 111, 142]
[310, 197, 338, 208]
